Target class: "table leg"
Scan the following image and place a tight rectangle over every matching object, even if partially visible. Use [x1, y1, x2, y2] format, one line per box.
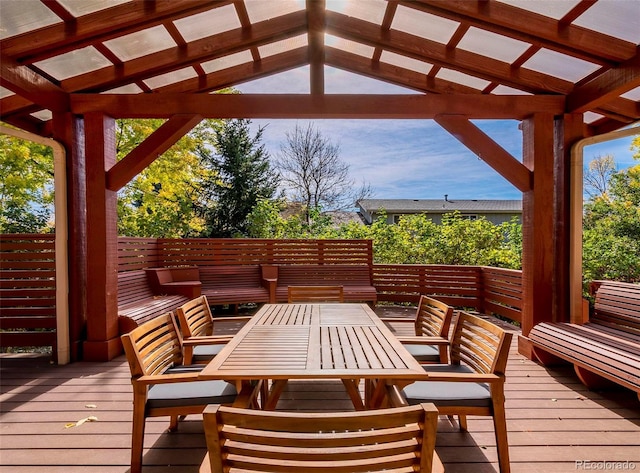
[342, 379, 365, 410]
[264, 379, 288, 410]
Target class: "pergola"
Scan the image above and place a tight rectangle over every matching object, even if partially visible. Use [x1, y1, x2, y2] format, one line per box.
[1, 0, 639, 362]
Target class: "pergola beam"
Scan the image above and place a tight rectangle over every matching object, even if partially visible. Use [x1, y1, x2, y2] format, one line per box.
[71, 93, 565, 119]
[106, 114, 203, 191]
[307, 0, 326, 96]
[435, 114, 532, 193]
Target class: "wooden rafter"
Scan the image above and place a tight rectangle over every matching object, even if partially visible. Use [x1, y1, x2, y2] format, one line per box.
[410, 0, 634, 63]
[307, 0, 326, 96]
[326, 11, 572, 94]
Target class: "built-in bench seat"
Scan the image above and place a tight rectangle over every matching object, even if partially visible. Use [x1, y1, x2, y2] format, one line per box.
[117, 270, 189, 334]
[199, 265, 273, 307]
[529, 280, 640, 399]
[273, 264, 377, 306]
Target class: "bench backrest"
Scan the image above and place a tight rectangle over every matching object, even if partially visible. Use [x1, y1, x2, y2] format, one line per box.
[117, 270, 154, 306]
[199, 265, 261, 288]
[592, 281, 640, 336]
[277, 264, 372, 286]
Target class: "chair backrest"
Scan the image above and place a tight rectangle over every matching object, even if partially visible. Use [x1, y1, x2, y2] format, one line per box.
[450, 311, 513, 375]
[415, 295, 454, 338]
[121, 312, 183, 377]
[288, 285, 344, 303]
[202, 403, 439, 473]
[175, 295, 213, 338]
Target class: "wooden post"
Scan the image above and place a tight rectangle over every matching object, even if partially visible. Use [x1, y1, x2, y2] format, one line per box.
[52, 112, 86, 362]
[520, 113, 555, 339]
[554, 114, 584, 323]
[82, 112, 120, 361]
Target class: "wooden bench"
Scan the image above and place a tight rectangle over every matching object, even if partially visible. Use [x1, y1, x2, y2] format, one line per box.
[145, 267, 201, 299]
[199, 265, 273, 307]
[274, 264, 377, 306]
[529, 280, 640, 399]
[117, 270, 190, 334]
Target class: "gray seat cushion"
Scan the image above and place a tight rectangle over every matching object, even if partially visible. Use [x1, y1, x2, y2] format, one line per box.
[147, 380, 237, 409]
[403, 364, 491, 408]
[192, 343, 225, 361]
[404, 343, 441, 362]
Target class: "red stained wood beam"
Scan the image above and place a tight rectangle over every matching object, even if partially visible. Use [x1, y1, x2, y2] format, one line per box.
[71, 93, 565, 120]
[106, 114, 202, 191]
[307, 0, 326, 96]
[434, 114, 532, 193]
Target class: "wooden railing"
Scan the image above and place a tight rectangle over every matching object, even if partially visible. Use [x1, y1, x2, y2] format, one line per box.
[1, 236, 523, 354]
[0, 234, 57, 351]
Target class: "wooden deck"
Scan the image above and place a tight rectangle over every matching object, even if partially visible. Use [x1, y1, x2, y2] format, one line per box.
[1, 310, 639, 473]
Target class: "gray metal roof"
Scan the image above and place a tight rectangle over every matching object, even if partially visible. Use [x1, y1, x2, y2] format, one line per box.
[357, 199, 522, 214]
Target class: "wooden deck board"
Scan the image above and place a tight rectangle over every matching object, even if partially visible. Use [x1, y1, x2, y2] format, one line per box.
[1, 312, 639, 473]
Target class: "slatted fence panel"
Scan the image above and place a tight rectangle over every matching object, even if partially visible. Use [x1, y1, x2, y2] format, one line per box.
[0, 234, 56, 351]
[117, 237, 159, 271]
[157, 238, 373, 266]
[372, 264, 482, 309]
[480, 266, 523, 323]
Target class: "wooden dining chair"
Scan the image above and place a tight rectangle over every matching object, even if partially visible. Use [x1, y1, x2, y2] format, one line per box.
[381, 295, 453, 363]
[388, 311, 513, 473]
[121, 312, 255, 473]
[199, 403, 444, 473]
[175, 295, 252, 364]
[287, 285, 344, 303]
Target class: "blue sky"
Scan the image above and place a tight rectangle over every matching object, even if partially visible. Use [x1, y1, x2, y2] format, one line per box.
[237, 66, 638, 200]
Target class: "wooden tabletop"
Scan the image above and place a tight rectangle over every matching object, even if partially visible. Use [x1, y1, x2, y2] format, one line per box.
[199, 303, 425, 409]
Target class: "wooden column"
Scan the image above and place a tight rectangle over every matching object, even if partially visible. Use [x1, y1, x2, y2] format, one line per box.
[52, 112, 86, 362]
[520, 113, 556, 342]
[554, 114, 584, 324]
[82, 112, 120, 361]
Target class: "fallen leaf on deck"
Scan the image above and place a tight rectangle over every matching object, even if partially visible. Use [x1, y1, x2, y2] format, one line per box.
[85, 404, 97, 409]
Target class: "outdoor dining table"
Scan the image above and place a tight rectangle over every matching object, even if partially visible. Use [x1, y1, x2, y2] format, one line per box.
[198, 302, 427, 410]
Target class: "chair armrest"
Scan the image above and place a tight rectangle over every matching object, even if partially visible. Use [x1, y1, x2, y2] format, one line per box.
[182, 336, 233, 347]
[396, 336, 449, 345]
[136, 372, 201, 385]
[211, 316, 252, 324]
[419, 372, 503, 383]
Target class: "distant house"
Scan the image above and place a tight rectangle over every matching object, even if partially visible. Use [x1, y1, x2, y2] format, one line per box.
[357, 197, 522, 225]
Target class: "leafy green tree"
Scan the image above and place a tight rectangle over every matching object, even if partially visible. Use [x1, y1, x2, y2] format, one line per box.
[582, 137, 640, 283]
[197, 119, 279, 237]
[116, 119, 222, 237]
[0, 134, 54, 233]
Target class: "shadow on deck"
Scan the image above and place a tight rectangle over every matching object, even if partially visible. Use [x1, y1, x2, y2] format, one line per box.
[1, 309, 639, 473]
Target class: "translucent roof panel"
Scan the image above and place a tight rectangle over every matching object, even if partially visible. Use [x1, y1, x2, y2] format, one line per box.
[0, 0, 61, 40]
[103, 83, 143, 94]
[391, 5, 459, 44]
[326, 34, 374, 59]
[326, 0, 387, 24]
[244, 0, 304, 23]
[573, 0, 640, 44]
[491, 85, 532, 95]
[380, 51, 432, 75]
[143, 67, 198, 89]
[621, 86, 640, 101]
[202, 50, 254, 74]
[522, 49, 601, 83]
[57, 0, 130, 17]
[437, 68, 491, 90]
[103, 26, 176, 62]
[495, 0, 580, 20]
[0, 86, 15, 99]
[457, 27, 531, 63]
[583, 111, 605, 124]
[325, 66, 418, 94]
[34, 46, 112, 81]
[31, 109, 52, 121]
[258, 34, 307, 58]
[173, 4, 240, 42]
